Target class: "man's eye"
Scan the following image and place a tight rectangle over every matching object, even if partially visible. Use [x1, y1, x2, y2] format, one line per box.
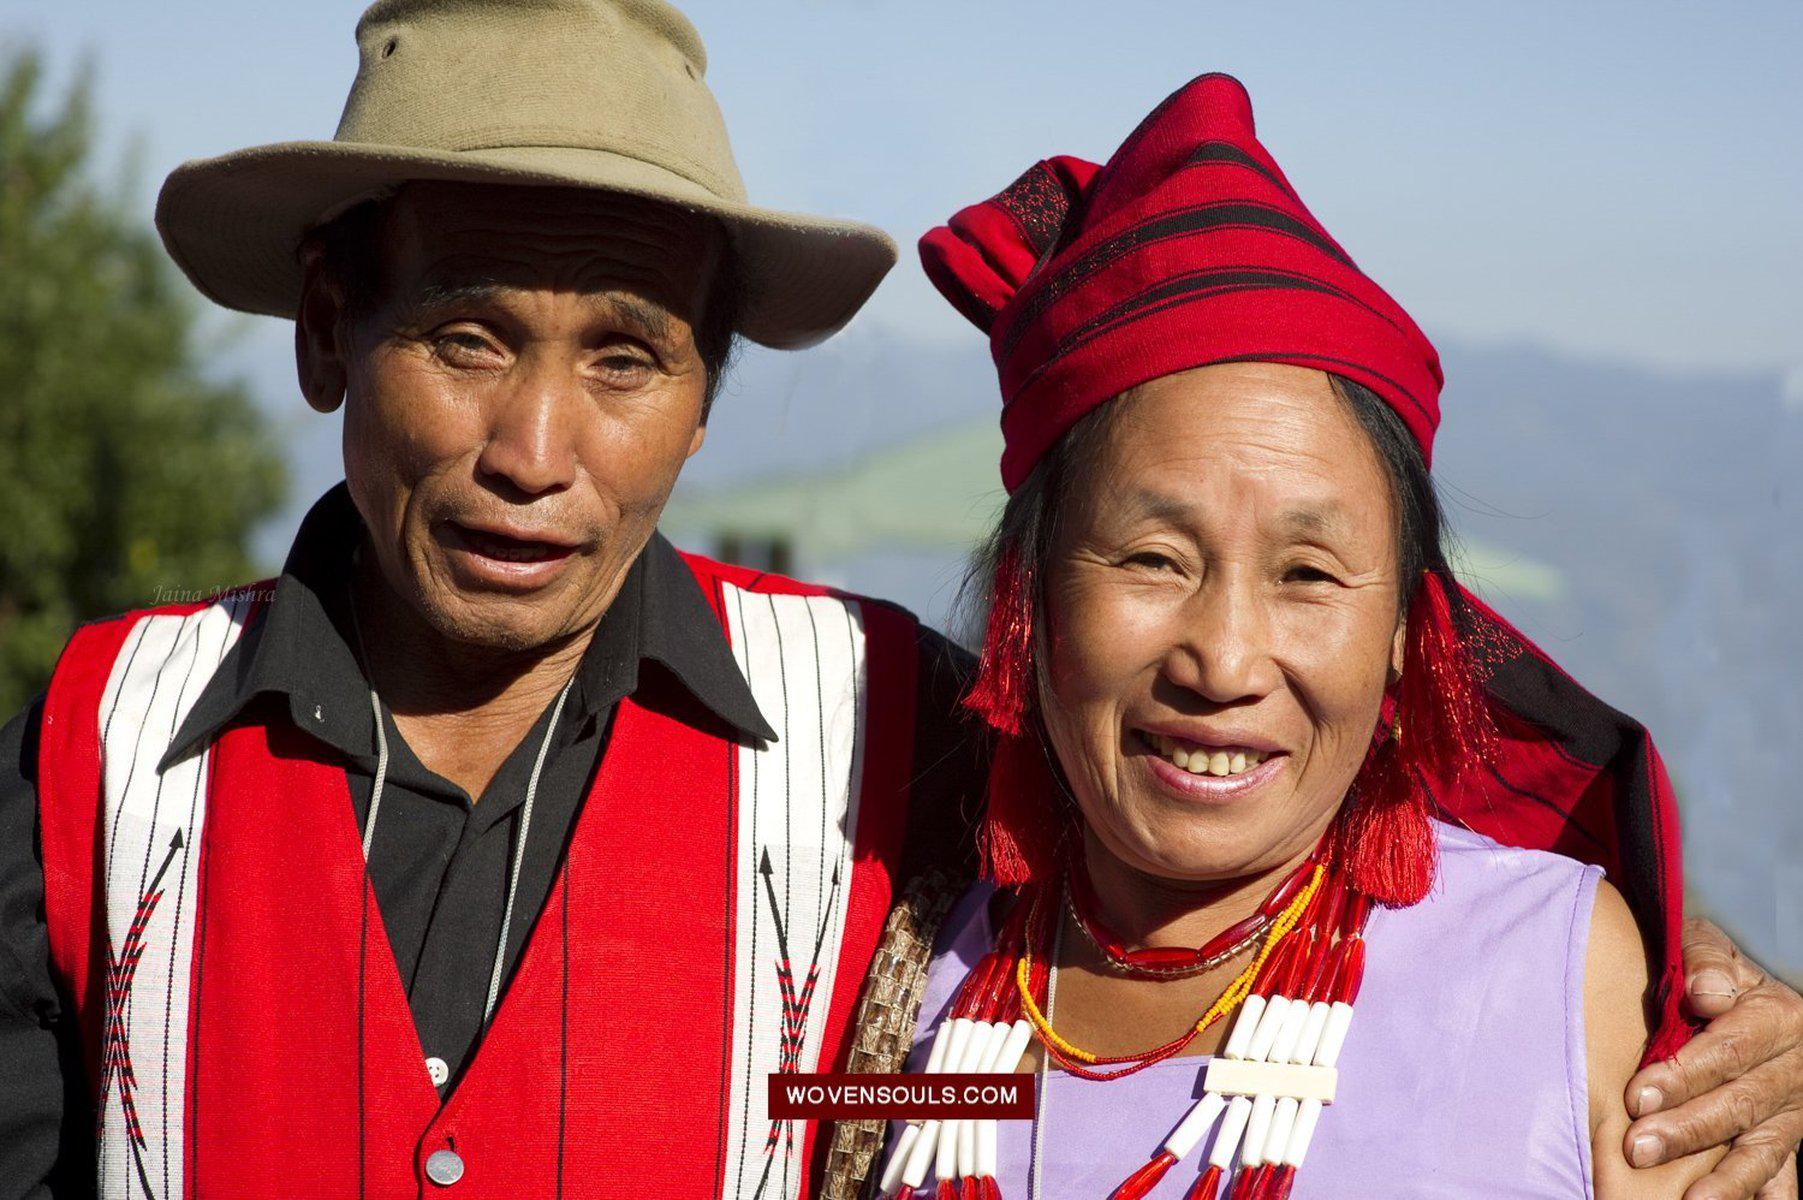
[433, 332, 496, 360]
[592, 351, 657, 383]
[1125, 550, 1179, 572]
[1285, 565, 1340, 584]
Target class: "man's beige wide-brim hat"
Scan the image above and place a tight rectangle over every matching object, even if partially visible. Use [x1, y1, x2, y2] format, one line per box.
[155, 0, 896, 349]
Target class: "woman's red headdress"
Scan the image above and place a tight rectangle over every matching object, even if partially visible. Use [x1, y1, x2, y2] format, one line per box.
[923, 74, 1461, 900]
[921, 70, 1695, 1065]
[922, 74, 1442, 491]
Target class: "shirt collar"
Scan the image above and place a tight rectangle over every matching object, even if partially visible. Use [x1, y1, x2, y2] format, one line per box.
[161, 483, 773, 771]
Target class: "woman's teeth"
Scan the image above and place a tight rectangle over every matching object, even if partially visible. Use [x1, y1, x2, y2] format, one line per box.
[1147, 733, 1271, 778]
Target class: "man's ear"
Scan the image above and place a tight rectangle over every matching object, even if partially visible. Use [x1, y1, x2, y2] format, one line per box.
[295, 244, 350, 415]
[686, 419, 707, 459]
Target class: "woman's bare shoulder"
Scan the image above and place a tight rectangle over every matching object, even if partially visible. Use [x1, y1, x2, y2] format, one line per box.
[1586, 878, 1725, 1196]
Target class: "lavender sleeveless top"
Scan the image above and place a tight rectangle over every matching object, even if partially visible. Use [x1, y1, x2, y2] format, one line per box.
[890, 821, 1602, 1198]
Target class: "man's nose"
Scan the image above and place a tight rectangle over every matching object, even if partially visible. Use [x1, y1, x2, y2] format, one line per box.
[1162, 575, 1280, 706]
[475, 359, 581, 498]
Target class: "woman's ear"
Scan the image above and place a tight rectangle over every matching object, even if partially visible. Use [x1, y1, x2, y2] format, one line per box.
[295, 244, 350, 415]
[1390, 611, 1408, 682]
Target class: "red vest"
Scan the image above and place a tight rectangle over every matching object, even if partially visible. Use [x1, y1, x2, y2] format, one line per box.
[38, 554, 918, 1199]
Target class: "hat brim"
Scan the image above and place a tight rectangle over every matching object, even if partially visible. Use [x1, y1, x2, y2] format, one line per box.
[155, 141, 897, 350]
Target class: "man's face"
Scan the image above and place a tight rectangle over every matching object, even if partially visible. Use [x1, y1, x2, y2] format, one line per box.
[300, 182, 721, 654]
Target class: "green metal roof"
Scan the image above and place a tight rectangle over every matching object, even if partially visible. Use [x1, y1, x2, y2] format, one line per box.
[665, 422, 1010, 558]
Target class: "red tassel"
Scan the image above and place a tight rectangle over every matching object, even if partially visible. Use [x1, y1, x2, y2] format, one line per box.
[965, 549, 1034, 736]
[1337, 736, 1433, 906]
[978, 732, 1066, 886]
[1184, 1164, 1224, 1200]
[1111, 1150, 1178, 1199]
[935, 1180, 958, 1200]
[1341, 571, 1496, 906]
[964, 550, 1067, 886]
[1405, 570, 1498, 775]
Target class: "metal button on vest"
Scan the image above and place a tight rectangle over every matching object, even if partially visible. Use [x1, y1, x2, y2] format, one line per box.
[425, 1056, 449, 1087]
[425, 1149, 464, 1186]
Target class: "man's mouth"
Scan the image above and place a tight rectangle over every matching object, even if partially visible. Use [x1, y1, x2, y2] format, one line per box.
[1144, 732, 1276, 779]
[450, 523, 579, 564]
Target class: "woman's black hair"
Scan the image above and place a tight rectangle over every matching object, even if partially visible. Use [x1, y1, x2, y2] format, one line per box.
[1332, 373, 1456, 597]
[962, 373, 1460, 665]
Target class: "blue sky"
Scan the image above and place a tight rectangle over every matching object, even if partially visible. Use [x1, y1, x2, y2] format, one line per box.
[12, 0, 1802, 376]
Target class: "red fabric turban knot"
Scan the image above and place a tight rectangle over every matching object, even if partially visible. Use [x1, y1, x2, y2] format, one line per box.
[920, 73, 1445, 491]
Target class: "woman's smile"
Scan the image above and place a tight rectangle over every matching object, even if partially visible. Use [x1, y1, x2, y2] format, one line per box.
[1135, 729, 1288, 804]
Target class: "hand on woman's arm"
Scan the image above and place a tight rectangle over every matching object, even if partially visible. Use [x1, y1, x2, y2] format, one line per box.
[1622, 918, 1802, 1200]
[1590, 881, 1727, 1197]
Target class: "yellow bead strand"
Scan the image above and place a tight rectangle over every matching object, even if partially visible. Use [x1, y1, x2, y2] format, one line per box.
[1016, 863, 1324, 1066]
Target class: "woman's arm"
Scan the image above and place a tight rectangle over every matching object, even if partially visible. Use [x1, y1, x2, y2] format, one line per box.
[1591, 879, 1727, 1197]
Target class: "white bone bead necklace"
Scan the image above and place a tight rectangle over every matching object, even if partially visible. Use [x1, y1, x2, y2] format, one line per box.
[878, 825, 1376, 1200]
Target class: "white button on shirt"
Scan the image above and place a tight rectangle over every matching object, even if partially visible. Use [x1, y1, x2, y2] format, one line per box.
[425, 1148, 464, 1186]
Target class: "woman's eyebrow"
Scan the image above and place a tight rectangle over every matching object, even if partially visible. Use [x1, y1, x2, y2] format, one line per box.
[1278, 504, 1351, 537]
[1119, 492, 1350, 535]
[1122, 488, 1200, 524]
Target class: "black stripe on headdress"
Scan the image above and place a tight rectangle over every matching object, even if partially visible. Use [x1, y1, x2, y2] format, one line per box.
[997, 201, 1357, 365]
[1184, 141, 1300, 202]
[1017, 269, 1341, 388]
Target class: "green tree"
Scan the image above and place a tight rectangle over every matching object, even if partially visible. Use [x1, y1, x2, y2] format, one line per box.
[0, 50, 286, 717]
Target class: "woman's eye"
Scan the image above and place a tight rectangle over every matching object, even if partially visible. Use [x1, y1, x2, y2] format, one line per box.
[1125, 550, 1179, 572]
[1285, 564, 1340, 584]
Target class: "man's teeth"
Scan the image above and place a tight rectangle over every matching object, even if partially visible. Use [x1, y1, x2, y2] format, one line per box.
[467, 532, 560, 562]
[484, 541, 552, 562]
[1148, 733, 1271, 778]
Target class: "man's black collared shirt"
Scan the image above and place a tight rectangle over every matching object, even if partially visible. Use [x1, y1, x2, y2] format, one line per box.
[0, 484, 983, 1199]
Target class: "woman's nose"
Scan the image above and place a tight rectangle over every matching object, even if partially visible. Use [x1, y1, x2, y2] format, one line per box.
[1164, 580, 1279, 705]
[475, 361, 580, 498]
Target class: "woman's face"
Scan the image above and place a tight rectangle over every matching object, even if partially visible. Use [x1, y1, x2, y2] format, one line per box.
[1040, 362, 1406, 884]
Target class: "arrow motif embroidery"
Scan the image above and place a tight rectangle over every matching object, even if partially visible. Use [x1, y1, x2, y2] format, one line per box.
[752, 848, 844, 1199]
[99, 829, 184, 1200]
